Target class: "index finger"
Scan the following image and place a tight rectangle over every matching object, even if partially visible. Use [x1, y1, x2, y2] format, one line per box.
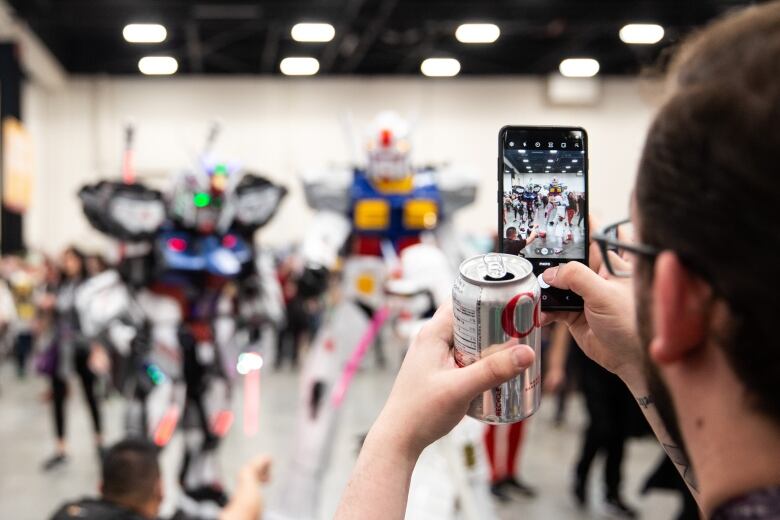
[416, 300, 453, 346]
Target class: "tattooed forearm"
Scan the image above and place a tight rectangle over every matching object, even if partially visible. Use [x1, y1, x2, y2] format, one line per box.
[636, 395, 655, 409]
[663, 443, 699, 492]
[633, 394, 699, 494]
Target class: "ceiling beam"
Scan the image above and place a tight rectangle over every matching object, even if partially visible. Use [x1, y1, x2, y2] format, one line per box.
[340, 0, 400, 73]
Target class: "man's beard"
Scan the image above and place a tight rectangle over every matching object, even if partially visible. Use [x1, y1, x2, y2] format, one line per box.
[636, 284, 690, 460]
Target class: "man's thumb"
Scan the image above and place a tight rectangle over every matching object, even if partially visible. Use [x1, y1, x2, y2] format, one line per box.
[453, 343, 535, 399]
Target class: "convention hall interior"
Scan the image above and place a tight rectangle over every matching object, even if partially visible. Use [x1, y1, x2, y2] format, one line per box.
[0, 1, 759, 519]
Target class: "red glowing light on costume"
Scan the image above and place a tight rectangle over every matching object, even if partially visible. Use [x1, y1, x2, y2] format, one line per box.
[222, 234, 238, 248]
[167, 237, 187, 252]
[380, 129, 393, 147]
[211, 410, 234, 438]
[153, 406, 180, 447]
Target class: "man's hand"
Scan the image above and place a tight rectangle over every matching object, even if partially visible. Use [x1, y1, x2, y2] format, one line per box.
[238, 454, 272, 485]
[370, 301, 535, 459]
[540, 239, 643, 384]
[336, 302, 535, 520]
[220, 455, 272, 520]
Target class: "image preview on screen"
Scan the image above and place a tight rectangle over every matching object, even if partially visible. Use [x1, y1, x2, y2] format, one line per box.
[502, 146, 586, 260]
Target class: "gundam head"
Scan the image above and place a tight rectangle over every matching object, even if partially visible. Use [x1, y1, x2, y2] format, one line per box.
[171, 158, 241, 234]
[365, 111, 413, 190]
[547, 178, 565, 195]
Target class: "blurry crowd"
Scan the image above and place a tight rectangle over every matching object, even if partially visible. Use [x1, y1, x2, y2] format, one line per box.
[0, 247, 695, 519]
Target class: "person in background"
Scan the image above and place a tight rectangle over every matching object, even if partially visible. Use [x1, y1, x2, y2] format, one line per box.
[7, 256, 39, 378]
[502, 226, 538, 256]
[546, 323, 642, 517]
[567, 192, 578, 226]
[85, 254, 110, 278]
[41, 246, 104, 471]
[50, 438, 273, 520]
[576, 193, 586, 227]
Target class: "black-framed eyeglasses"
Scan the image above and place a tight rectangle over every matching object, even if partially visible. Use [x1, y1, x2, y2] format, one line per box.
[592, 218, 660, 277]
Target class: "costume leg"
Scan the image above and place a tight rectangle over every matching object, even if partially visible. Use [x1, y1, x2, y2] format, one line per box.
[273, 300, 371, 519]
[484, 424, 500, 483]
[506, 421, 525, 477]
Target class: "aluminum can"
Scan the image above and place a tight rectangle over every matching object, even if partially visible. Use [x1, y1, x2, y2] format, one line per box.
[453, 253, 542, 423]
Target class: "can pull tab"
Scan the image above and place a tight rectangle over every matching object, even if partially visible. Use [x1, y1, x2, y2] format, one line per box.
[483, 253, 510, 281]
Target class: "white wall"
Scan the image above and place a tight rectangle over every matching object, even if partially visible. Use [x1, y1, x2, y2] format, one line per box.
[22, 76, 663, 254]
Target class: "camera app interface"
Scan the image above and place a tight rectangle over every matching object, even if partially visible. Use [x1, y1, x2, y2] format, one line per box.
[502, 130, 586, 260]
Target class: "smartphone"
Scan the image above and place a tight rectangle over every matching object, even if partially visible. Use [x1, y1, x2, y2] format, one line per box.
[497, 126, 588, 310]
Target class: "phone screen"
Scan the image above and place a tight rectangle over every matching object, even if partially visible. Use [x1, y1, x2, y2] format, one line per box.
[498, 126, 588, 310]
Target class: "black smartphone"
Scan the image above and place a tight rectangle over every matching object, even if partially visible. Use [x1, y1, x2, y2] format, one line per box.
[497, 126, 588, 310]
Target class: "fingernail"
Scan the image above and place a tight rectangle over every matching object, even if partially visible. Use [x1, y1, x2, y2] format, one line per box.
[542, 267, 559, 283]
[512, 346, 532, 368]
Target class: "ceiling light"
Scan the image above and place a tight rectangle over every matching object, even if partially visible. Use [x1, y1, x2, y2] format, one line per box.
[421, 58, 461, 77]
[523, 159, 529, 163]
[559, 58, 600, 78]
[455, 23, 500, 44]
[566, 166, 571, 169]
[547, 159, 553, 163]
[619, 24, 664, 45]
[280, 57, 320, 76]
[572, 159, 578, 163]
[138, 56, 178, 75]
[123, 24, 167, 43]
[291, 23, 335, 43]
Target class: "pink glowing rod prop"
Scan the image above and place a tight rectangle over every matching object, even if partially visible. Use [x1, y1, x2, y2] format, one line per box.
[243, 368, 261, 437]
[331, 306, 391, 408]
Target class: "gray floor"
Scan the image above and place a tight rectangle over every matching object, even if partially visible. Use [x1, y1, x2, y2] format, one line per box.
[0, 361, 683, 519]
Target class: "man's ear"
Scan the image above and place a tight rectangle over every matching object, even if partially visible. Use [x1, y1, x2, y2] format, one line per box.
[649, 251, 711, 364]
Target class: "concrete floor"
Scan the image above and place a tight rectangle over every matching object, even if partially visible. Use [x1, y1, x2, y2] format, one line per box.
[0, 360, 684, 519]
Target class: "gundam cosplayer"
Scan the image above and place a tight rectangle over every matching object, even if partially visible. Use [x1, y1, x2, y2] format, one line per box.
[76, 128, 286, 517]
[272, 112, 489, 519]
[539, 178, 572, 244]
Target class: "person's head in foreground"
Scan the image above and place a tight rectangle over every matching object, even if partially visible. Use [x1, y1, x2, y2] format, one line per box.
[100, 439, 163, 518]
[505, 226, 518, 240]
[50, 438, 163, 520]
[335, 3, 780, 519]
[627, 0, 780, 512]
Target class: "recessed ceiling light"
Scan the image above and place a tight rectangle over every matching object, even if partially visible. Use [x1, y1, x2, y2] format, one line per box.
[547, 159, 553, 163]
[421, 58, 461, 77]
[619, 24, 664, 45]
[280, 57, 320, 76]
[455, 23, 500, 44]
[138, 56, 178, 75]
[566, 166, 571, 169]
[523, 159, 529, 163]
[291, 23, 335, 43]
[559, 58, 600, 78]
[124, 24, 167, 43]
[572, 159, 578, 163]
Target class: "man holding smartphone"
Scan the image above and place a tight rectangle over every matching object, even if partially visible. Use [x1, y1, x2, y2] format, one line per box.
[334, 2, 780, 519]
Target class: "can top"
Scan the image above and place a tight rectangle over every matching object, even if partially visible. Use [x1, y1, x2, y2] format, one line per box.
[459, 253, 533, 284]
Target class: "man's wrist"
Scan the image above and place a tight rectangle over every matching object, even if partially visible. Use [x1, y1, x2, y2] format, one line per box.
[364, 414, 424, 467]
[615, 363, 648, 398]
